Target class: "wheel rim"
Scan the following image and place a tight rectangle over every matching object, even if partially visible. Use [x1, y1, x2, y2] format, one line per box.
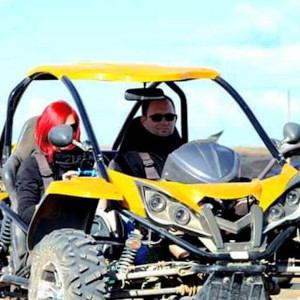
[35, 261, 64, 300]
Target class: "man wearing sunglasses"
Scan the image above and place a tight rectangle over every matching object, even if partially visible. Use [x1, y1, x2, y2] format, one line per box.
[112, 96, 186, 260]
[112, 96, 183, 179]
[140, 97, 177, 137]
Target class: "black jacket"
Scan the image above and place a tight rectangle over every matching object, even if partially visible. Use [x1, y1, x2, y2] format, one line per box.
[119, 117, 183, 155]
[16, 148, 93, 224]
[114, 117, 183, 178]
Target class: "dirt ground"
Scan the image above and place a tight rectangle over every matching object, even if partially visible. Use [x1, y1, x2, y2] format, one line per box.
[235, 146, 272, 178]
[273, 278, 300, 299]
[3, 285, 300, 300]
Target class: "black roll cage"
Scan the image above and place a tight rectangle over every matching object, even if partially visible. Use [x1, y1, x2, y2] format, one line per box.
[0, 73, 285, 182]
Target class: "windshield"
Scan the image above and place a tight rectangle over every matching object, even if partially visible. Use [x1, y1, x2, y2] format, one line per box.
[12, 77, 283, 180]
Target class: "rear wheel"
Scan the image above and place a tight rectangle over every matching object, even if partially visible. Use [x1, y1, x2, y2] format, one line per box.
[28, 229, 107, 300]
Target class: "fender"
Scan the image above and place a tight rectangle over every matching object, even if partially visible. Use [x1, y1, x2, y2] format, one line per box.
[27, 177, 123, 250]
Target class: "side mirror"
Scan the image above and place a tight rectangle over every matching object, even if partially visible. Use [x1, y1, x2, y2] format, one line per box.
[48, 125, 73, 148]
[283, 122, 300, 144]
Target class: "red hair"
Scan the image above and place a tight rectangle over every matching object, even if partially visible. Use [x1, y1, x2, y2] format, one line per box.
[35, 100, 81, 162]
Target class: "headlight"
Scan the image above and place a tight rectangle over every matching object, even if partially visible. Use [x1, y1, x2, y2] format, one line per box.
[138, 183, 195, 229]
[136, 182, 218, 236]
[141, 187, 173, 226]
[148, 193, 167, 213]
[268, 204, 285, 222]
[264, 187, 300, 233]
[173, 206, 191, 225]
[286, 190, 300, 207]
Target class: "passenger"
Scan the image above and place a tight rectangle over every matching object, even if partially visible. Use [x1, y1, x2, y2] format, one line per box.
[113, 96, 183, 178]
[16, 100, 93, 224]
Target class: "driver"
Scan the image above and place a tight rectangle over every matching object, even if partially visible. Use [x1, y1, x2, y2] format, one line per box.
[112, 96, 183, 178]
[16, 100, 93, 224]
[111, 96, 187, 260]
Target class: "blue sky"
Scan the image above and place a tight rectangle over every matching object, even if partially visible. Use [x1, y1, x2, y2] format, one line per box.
[1, 0, 300, 147]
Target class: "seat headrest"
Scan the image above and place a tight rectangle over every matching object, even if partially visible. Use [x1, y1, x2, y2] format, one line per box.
[13, 116, 38, 161]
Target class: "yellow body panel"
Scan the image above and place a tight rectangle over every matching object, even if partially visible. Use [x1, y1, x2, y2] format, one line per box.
[27, 63, 220, 82]
[108, 164, 298, 216]
[35, 162, 297, 217]
[108, 170, 147, 217]
[152, 179, 262, 210]
[108, 171, 261, 215]
[259, 164, 299, 211]
[0, 192, 8, 201]
[45, 177, 123, 200]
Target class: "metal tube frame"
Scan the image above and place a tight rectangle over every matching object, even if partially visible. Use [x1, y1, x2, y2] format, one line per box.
[0, 73, 287, 181]
[214, 76, 285, 165]
[119, 207, 296, 261]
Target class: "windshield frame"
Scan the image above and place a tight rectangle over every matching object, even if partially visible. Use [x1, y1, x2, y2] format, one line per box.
[0, 70, 285, 182]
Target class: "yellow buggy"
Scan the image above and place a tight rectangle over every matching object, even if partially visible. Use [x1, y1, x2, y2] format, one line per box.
[0, 63, 299, 299]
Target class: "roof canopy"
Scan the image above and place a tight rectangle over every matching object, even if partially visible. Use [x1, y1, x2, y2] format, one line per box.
[27, 63, 220, 82]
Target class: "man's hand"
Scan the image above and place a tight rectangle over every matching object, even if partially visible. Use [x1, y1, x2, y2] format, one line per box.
[62, 170, 78, 181]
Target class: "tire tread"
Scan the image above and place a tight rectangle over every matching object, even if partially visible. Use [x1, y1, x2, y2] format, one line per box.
[29, 229, 107, 300]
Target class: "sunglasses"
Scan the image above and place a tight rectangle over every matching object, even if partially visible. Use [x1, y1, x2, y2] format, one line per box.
[149, 113, 177, 122]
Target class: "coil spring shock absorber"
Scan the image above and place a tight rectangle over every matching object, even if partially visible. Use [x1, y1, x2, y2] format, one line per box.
[0, 213, 11, 252]
[116, 230, 142, 274]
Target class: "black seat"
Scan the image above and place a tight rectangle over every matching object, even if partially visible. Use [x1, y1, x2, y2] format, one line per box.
[3, 116, 38, 212]
[2, 116, 38, 270]
[110, 117, 183, 178]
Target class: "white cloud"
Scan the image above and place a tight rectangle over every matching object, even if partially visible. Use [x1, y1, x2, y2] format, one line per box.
[0, 0, 11, 5]
[13, 98, 47, 133]
[235, 3, 252, 14]
[185, 44, 300, 90]
[28, 98, 48, 116]
[212, 46, 266, 62]
[235, 3, 281, 31]
[184, 1, 300, 51]
[289, 0, 300, 8]
[1, 0, 300, 148]
[258, 89, 300, 121]
[183, 84, 249, 144]
[260, 91, 289, 111]
[218, 44, 300, 70]
[240, 88, 300, 140]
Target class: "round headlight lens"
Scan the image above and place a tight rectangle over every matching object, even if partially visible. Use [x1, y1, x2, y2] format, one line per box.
[148, 193, 167, 213]
[268, 204, 285, 222]
[286, 190, 300, 207]
[173, 206, 191, 225]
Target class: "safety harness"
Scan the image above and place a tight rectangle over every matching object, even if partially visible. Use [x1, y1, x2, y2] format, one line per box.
[32, 152, 54, 191]
[34, 150, 161, 186]
[137, 152, 160, 180]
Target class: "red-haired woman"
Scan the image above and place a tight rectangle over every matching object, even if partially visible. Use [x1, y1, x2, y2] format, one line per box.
[16, 100, 92, 224]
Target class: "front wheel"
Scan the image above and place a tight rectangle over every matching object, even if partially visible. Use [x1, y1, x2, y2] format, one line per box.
[28, 229, 108, 300]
